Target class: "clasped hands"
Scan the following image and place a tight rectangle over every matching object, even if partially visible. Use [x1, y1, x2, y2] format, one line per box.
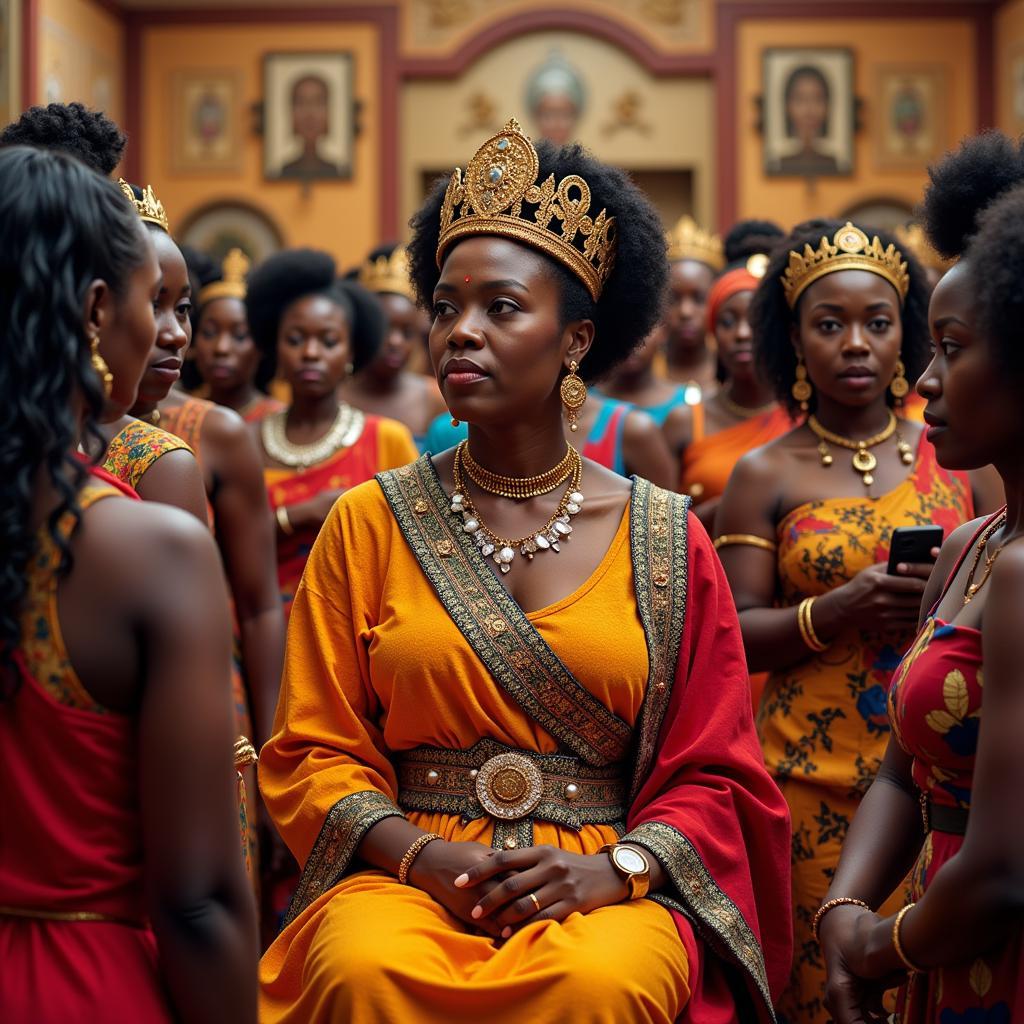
[408, 839, 629, 940]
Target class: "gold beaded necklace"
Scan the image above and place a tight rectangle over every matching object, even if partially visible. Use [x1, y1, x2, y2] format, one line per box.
[807, 412, 912, 488]
[962, 512, 1009, 605]
[719, 392, 776, 419]
[461, 442, 574, 499]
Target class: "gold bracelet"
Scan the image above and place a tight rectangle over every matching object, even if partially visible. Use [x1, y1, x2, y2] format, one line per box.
[275, 505, 294, 536]
[398, 832, 442, 885]
[713, 533, 778, 553]
[812, 896, 870, 944]
[798, 597, 828, 653]
[892, 903, 923, 973]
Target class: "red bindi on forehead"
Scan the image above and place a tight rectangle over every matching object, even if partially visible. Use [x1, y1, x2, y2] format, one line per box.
[464, 276, 472, 283]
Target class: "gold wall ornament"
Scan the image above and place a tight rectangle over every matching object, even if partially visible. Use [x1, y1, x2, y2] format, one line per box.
[358, 245, 415, 301]
[560, 360, 587, 432]
[436, 117, 617, 302]
[782, 222, 909, 309]
[90, 336, 113, 398]
[198, 248, 251, 305]
[665, 214, 724, 270]
[118, 178, 170, 233]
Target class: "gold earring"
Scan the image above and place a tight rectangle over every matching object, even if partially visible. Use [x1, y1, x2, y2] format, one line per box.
[90, 336, 113, 397]
[890, 360, 909, 405]
[560, 360, 587, 432]
[791, 356, 812, 412]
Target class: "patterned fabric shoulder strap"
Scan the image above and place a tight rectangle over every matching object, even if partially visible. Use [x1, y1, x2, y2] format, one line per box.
[102, 419, 193, 490]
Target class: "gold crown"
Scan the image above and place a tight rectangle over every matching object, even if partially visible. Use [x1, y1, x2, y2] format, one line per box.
[894, 223, 953, 274]
[436, 118, 616, 301]
[666, 215, 724, 271]
[198, 248, 251, 306]
[358, 245, 415, 301]
[118, 178, 169, 233]
[782, 222, 909, 309]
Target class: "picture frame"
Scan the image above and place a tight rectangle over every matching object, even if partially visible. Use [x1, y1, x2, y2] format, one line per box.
[0, 0, 20, 125]
[873, 65, 947, 171]
[761, 47, 855, 178]
[1010, 43, 1024, 140]
[262, 51, 355, 182]
[170, 70, 243, 174]
[179, 200, 285, 267]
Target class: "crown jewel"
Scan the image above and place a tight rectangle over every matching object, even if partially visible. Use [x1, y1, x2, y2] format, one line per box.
[358, 245, 415, 302]
[436, 118, 617, 301]
[118, 178, 169, 233]
[666, 215, 724, 271]
[781, 222, 909, 309]
[198, 248, 250, 306]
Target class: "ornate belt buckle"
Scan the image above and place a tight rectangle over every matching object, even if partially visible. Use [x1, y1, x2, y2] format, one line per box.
[475, 753, 543, 821]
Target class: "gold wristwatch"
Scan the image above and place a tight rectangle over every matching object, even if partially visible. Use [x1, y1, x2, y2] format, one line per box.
[600, 843, 650, 900]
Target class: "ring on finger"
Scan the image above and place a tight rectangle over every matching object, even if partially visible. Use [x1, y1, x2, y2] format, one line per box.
[528, 892, 541, 913]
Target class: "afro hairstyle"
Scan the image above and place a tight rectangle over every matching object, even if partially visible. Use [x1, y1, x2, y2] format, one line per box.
[723, 218, 785, 266]
[406, 140, 668, 384]
[0, 103, 126, 176]
[751, 218, 931, 417]
[245, 248, 385, 379]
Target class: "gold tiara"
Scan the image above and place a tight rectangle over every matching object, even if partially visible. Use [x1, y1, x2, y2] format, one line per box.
[436, 117, 616, 301]
[666, 215, 724, 271]
[118, 178, 169, 233]
[894, 223, 952, 274]
[358, 245, 415, 301]
[782, 222, 909, 309]
[198, 248, 250, 306]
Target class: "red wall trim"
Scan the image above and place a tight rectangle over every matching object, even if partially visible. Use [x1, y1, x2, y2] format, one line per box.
[715, 0, 997, 229]
[121, 5, 401, 240]
[21, 0, 38, 108]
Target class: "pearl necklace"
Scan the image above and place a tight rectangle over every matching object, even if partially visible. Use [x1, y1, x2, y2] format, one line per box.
[261, 404, 364, 469]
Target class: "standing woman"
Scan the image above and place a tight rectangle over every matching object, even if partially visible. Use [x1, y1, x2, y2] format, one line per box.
[715, 220, 999, 1024]
[247, 249, 418, 618]
[341, 244, 445, 445]
[258, 119, 791, 1024]
[820, 133, 1024, 1024]
[0, 146, 256, 1022]
[190, 248, 284, 423]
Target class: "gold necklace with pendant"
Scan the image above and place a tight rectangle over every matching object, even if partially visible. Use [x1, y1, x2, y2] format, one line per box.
[807, 412, 912, 488]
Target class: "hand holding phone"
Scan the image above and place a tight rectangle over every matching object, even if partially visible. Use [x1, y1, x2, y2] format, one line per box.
[886, 525, 944, 575]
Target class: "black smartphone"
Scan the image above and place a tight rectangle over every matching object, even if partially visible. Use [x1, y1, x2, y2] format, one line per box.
[887, 525, 944, 574]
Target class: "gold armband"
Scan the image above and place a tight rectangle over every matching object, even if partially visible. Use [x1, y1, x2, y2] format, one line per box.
[713, 533, 777, 553]
[797, 596, 828, 653]
[893, 903, 924, 973]
[812, 896, 869, 944]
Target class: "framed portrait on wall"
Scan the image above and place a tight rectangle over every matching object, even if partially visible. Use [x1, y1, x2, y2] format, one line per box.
[762, 47, 855, 178]
[1010, 44, 1024, 138]
[873, 66, 946, 170]
[263, 52, 354, 182]
[179, 200, 285, 266]
[170, 71, 243, 174]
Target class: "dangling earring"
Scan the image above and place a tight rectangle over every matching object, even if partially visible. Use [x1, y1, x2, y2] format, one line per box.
[890, 360, 909, 406]
[90, 336, 113, 397]
[450, 415, 461, 428]
[560, 359, 587, 432]
[791, 355, 812, 412]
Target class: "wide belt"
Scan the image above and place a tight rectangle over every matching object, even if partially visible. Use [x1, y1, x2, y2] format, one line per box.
[397, 739, 627, 850]
[921, 795, 969, 835]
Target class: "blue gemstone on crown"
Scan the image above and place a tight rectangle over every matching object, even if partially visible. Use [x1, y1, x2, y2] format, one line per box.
[496, 138, 509, 151]
[488, 166, 503, 184]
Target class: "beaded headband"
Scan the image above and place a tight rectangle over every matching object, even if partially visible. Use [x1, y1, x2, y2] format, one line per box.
[358, 245, 415, 301]
[781, 222, 909, 309]
[118, 178, 169, 233]
[436, 117, 617, 302]
[666, 215, 724, 271]
[198, 248, 250, 306]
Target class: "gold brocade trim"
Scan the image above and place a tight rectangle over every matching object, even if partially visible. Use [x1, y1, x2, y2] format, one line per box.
[0, 905, 146, 927]
[628, 480, 691, 802]
[283, 790, 403, 926]
[623, 820, 775, 1021]
[376, 456, 632, 766]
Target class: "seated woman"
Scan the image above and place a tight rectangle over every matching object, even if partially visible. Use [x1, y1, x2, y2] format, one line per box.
[258, 118, 791, 1023]
[246, 249, 418, 619]
[820, 132, 1024, 1024]
[0, 146, 256, 1023]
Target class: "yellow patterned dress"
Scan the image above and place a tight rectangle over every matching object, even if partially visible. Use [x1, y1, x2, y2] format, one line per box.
[101, 418, 193, 491]
[759, 436, 973, 1024]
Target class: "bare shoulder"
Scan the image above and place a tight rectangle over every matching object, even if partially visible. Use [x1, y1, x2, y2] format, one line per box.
[201, 402, 252, 447]
[661, 403, 694, 452]
[622, 407, 659, 440]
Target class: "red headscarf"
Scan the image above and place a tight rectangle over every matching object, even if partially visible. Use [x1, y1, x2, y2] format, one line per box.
[706, 266, 762, 334]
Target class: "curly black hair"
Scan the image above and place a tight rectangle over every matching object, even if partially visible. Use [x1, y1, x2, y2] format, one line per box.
[0, 146, 148, 689]
[407, 140, 668, 384]
[0, 102, 126, 176]
[245, 248, 385, 378]
[920, 131, 1024, 260]
[723, 218, 785, 265]
[751, 218, 931, 417]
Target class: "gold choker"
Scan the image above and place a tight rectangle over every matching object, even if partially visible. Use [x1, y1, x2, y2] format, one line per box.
[720, 393, 776, 419]
[461, 443, 574, 499]
[808, 412, 912, 488]
[261, 404, 365, 469]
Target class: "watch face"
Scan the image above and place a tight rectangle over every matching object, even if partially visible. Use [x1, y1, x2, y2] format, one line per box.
[615, 847, 647, 874]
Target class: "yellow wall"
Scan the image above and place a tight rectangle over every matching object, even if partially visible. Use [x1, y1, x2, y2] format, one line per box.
[38, 0, 124, 125]
[996, 0, 1024, 137]
[736, 16, 977, 226]
[138, 20, 381, 268]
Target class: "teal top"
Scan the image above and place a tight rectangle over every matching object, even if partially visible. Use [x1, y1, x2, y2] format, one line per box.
[592, 383, 698, 427]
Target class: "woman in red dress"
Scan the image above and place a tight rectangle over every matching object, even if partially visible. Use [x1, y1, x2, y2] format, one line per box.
[0, 147, 257, 1022]
[819, 132, 1024, 1024]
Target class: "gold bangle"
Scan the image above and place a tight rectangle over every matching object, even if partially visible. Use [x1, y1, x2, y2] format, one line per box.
[713, 533, 778, 553]
[892, 903, 924, 973]
[275, 505, 294, 536]
[398, 832, 442, 885]
[798, 597, 828, 653]
[812, 896, 870, 944]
